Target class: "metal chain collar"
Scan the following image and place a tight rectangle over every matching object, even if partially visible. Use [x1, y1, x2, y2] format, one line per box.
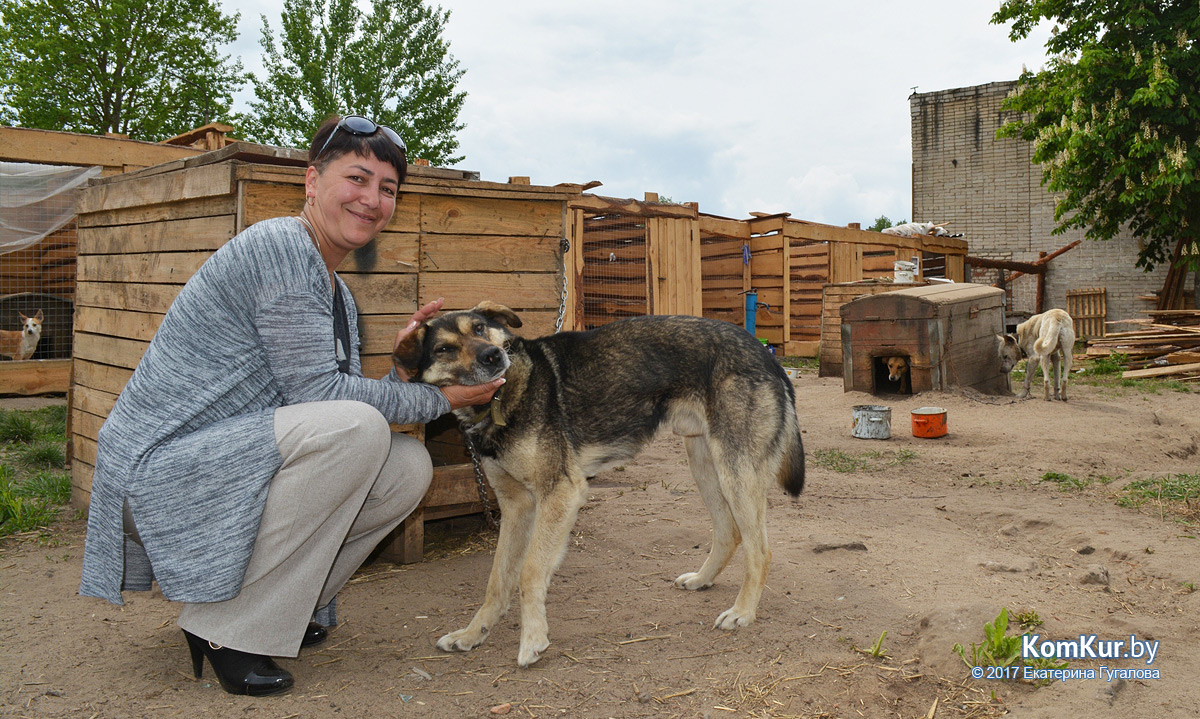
[466, 236, 571, 529]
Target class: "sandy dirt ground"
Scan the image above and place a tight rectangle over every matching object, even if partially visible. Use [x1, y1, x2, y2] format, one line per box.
[3, 371, 1199, 718]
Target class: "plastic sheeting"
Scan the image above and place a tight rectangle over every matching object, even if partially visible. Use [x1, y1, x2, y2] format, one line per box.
[0, 161, 102, 255]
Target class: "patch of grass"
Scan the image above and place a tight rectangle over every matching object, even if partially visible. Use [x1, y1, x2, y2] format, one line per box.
[1039, 471, 1091, 491]
[1079, 351, 1128, 376]
[811, 448, 919, 474]
[1117, 473, 1200, 523]
[0, 412, 40, 444]
[16, 441, 66, 469]
[0, 467, 64, 536]
[16, 470, 71, 505]
[779, 356, 818, 369]
[0, 405, 71, 539]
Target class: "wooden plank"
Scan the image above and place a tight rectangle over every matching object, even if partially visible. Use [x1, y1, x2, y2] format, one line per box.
[339, 273, 419, 315]
[421, 195, 564, 237]
[76, 281, 182, 313]
[79, 215, 237, 255]
[77, 252, 210, 285]
[78, 162, 236, 214]
[73, 306, 163, 343]
[71, 460, 95, 506]
[420, 272, 563, 310]
[72, 383, 119, 420]
[72, 359, 134, 397]
[1122, 362, 1200, 379]
[73, 332, 149, 370]
[421, 234, 560, 273]
[0, 358, 71, 394]
[0, 126, 200, 172]
[77, 195, 239, 228]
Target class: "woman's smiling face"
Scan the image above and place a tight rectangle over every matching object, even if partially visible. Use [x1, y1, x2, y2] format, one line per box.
[305, 150, 400, 254]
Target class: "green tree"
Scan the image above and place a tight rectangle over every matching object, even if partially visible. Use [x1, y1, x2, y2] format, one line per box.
[0, 0, 245, 140]
[242, 0, 466, 166]
[992, 0, 1200, 272]
[867, 215, 905, 232]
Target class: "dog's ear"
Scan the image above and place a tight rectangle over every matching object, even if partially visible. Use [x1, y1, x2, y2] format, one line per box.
[18, 312, 27, 321]
[34, 310, 43, 322]
[392, 325, 427, 379]
[471, 301, 523, 329]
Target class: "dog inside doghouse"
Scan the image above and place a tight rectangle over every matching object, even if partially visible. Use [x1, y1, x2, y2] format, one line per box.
[873, 353, 912, 395]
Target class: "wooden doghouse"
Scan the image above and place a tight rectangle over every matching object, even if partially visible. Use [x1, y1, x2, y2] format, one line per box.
[839, 283, 1008, 395]
[70, 142, 583, 562]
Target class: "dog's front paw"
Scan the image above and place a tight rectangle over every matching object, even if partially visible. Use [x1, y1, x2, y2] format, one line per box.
[673, 571, 713, 591]
[713, 607, 755, 630]
[436, 626, 488, 653]
[517, 632, 550, 668]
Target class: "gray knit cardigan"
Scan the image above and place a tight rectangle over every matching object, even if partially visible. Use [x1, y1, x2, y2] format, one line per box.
[79, 217, 450, 605]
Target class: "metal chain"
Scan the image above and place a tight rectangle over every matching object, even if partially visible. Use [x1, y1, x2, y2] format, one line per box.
[467, 236, 572, 528]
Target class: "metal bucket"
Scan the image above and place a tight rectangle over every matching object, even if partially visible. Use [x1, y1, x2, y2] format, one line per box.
[851, 404, 891, 440]
[911, 406, 948, 438]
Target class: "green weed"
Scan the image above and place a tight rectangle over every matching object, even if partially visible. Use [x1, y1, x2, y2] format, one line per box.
[1117, 473, 1200, 523]
[953, 608, 1067, 685]
[1039, 471, 1091, 491]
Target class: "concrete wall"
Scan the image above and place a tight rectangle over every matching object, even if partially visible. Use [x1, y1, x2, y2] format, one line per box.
[910, 81, 1179, 326]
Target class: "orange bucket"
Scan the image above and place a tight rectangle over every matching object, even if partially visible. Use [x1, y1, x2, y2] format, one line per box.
[911, 407, 948, 438]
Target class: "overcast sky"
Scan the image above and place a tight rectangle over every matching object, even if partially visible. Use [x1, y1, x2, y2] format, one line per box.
[223, 1, 1053, 227]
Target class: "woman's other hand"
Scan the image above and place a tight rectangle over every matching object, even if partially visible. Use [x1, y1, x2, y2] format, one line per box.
[441, 378, 505, 410]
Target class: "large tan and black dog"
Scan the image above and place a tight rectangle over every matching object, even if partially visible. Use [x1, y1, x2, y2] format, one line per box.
[394, 302, 805, 667]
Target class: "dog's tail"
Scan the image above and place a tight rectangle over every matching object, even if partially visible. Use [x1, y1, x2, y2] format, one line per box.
[1033, 314, 1064, 357]
[778, 408, 805, 497]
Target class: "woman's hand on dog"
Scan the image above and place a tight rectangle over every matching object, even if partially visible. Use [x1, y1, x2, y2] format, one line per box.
[440, 378, 505, 410]
[393, 298, 445, 381]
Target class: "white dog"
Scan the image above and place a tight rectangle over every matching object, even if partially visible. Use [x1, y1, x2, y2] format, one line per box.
[999, 309, 1076, 401]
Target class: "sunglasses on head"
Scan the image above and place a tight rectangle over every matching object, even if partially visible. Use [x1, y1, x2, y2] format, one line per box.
[315, 115, 407, 160]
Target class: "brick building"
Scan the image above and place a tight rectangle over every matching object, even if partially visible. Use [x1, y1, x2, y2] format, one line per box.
[909, 81, 1185, 331]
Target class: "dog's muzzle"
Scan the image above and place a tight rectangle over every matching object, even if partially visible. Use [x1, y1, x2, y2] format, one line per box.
[466, 344, 510, 384]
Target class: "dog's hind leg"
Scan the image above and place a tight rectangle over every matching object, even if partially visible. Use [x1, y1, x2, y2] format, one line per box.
[712, 460, 771, 630]
[437, 468, 535, 655]
[674, 436, 740, 592]
[515, 473, 589, 668]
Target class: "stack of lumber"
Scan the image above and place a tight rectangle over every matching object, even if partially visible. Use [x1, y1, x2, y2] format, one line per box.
[1086, 310, 1200, 380]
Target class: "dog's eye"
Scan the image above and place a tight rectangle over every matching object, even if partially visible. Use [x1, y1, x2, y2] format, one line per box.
[434, 344, 454, 355]
[473, 323, 485, 336]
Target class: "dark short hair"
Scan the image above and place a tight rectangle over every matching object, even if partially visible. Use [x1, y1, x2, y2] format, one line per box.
[308, 115, 408, 185]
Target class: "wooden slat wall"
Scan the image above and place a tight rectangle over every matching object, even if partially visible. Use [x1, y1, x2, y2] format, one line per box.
[1067, 287, 1107, 338]
[71, 154, 576, 516]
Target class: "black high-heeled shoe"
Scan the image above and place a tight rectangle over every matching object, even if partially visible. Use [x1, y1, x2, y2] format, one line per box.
[183, 630, 294, 696]
[301, 622, 327, 648]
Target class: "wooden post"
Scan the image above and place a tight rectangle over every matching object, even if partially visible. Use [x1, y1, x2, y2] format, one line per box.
[1036, 251, 1047, 313]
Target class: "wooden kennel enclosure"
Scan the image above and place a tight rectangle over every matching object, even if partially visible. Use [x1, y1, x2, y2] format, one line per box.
[69, 142, 581, 561]
[839, 283, 1009, 395]
[566, 199, 968, 357]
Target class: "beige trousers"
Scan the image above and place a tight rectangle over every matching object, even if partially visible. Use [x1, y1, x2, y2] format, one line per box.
[177, 400, 432, 657]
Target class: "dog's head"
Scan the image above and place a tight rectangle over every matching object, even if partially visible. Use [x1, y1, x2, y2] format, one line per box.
[19, 310, 42, 339]
[393, 301, 521, 386]
[996, 333, 1022, 373]
[885, 356, 908, 382]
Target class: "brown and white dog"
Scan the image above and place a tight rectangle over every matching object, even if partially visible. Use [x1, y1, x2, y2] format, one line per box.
[884, 356, 910, 393]
[997, 308, 1075, 401]
[0, 310, 43, 361]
